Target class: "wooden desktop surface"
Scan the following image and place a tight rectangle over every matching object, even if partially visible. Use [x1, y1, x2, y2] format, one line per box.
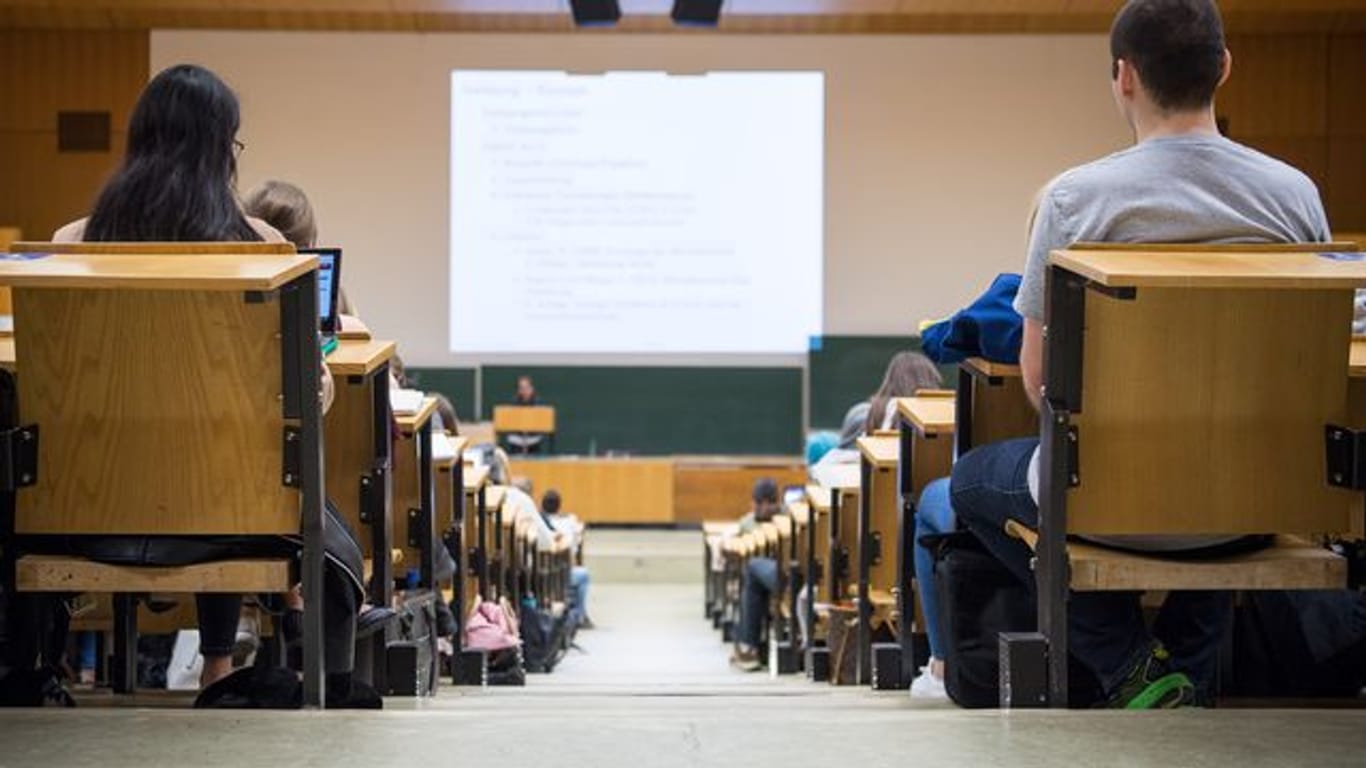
[856, 435, 899, 468]
[395, 396, 438, 435]
[1052, 248, 1366, 290]
[325, 339, 395, 377]
[962, 357, 1022, 379]
[897, 396, 957, 436]
[0, 251, 315, 291]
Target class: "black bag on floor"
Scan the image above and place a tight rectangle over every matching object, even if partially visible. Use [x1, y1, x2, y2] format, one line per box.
[518, 601, 568, 674]
[1230, 590, 1366, 698]
[930, 532, 1099, 708]
[486, 647, 526, 687]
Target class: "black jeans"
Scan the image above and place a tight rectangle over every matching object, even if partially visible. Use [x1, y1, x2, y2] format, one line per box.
[950, 437, 1241, 698]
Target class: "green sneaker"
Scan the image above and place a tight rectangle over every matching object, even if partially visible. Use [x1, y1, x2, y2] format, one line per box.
[1107, 643, 1197, 709]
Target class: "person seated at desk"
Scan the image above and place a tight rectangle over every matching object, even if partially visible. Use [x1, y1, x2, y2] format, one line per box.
[728, 478, 781, 672]
[505, 375, 546, 455]
[809, 351, 941, 487]
[540, 490, 593, 630]
[951, 0, 1330, 709]
[47, 63, 376, 707]
[242, 179, 366, 336]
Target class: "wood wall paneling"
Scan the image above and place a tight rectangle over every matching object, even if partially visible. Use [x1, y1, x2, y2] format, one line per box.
[0, 30, 147, 239]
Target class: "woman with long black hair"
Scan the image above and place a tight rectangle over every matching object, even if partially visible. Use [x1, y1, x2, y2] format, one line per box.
[52, 64, 374, 707]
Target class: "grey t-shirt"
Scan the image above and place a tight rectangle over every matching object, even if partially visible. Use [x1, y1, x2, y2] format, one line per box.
[1015, 133, 1330, 322]
[1016, 133, 1331, 552]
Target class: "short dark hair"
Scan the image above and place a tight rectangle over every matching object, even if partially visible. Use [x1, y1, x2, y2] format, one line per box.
[1110, 0, 1226, 112]
[751, 478, 778, 504]
[542, 489, 561, 515]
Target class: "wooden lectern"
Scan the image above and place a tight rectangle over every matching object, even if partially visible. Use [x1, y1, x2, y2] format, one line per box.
[493, 405, 557, 454]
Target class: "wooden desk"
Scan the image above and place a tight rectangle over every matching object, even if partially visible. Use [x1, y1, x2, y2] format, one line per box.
[855, 435, 900, 687]
[0, 226, 19, 314]
[892, 394, 958, 688]
[956, 359, 1035, 456]
[433, 434, 469, 640]
[1025, 246, 1366, 707]
[324, 339, 396, 611]
[0, 246, 327, 705]
[0, 336, 13, 371]
[462, 464, 492, 603]
[393, 396, 439, 591]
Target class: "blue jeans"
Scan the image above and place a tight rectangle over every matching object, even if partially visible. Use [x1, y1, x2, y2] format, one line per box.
[738, 557, 778, 648]
[568, 566, 591, 627]
[914, 477, 955, 660]
[951, 437, 1232, 697]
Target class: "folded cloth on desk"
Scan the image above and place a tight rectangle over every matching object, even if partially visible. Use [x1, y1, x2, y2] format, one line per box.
[920, 273, 1023, 365]
[390, 388, 424, 416]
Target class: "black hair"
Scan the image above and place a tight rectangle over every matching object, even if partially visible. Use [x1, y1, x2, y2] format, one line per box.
[84, 64, 260, 242]
[1110, 0, 1226, 112]
[542, 490, 562, 515]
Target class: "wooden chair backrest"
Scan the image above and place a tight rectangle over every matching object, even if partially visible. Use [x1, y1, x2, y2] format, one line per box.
[5, 243, 312, 536]
[1057, 244, 1363, 536]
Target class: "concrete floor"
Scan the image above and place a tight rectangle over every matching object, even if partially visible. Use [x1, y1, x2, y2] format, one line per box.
[2, 531, 1365, 767]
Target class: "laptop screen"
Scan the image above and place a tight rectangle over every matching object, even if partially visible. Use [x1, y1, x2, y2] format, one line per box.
[300, 247, 342, 334]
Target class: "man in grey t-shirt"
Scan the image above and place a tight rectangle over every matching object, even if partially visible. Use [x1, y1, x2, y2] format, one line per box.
[950, 0, 1331, 709]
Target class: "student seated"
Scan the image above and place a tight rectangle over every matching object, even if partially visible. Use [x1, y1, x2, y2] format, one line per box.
[810, 351, 941, 487]
[243, 179, 366, 335]
[728, 478, 781, 672]
[541, 490, 593, 630]
[49, 64, 376, 707]
[950, 0, 1330, 708]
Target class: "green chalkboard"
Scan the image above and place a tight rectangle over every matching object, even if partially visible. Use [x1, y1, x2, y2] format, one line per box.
[406, 367, 478, 423]
[807, 336, 957, 429]
[481, 366, 802, 456]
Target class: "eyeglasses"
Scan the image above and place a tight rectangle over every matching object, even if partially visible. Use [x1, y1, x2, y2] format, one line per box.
[233, 139, 246, 157]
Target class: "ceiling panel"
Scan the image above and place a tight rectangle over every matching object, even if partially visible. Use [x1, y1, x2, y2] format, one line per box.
[0, 0, 1363, 33]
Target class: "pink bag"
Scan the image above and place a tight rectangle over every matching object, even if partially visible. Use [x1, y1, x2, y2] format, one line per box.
[463, 599, 521, 652]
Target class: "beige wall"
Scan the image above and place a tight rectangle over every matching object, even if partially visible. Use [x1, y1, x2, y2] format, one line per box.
[152, 31, 1128, 366]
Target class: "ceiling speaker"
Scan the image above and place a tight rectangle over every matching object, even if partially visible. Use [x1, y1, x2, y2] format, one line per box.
[569, 0, 621, 26]
[672, 0, 723, 26]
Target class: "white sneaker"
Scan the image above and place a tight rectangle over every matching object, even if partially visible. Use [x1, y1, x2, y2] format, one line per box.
[910, 666, 948, 700]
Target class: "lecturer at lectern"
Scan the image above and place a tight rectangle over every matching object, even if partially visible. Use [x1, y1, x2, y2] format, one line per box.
[507, 375, 545, 454]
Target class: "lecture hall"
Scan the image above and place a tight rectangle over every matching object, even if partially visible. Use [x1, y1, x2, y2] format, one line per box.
[2, 0, 1366, 765]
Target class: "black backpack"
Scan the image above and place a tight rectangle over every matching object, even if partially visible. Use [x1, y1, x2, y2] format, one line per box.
[929, 531, 1099, 708]
[518, 600, 568, 674]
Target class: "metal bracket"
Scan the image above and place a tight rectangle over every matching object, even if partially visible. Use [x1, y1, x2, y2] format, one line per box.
[0, 425, 38, 491]
[1326, 424, 1366, 489]
[407, 507, 421, 549]
[1066, 425, 1081, 487]
[868, 530, 883, 567]
[281, 425, 301, 488]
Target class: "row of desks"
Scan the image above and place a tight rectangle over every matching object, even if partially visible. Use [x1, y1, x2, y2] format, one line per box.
[742, 357, 1032, 689]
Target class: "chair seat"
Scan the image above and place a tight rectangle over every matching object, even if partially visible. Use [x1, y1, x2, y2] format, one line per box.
[1066, 537, 1346, 591]
[17, 555, 291, 593]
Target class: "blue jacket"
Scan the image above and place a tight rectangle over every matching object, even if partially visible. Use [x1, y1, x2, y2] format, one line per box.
[920, 273, 1023, 365]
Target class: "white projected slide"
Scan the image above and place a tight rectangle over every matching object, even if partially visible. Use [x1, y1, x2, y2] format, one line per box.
[449, 70, 824, 355]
